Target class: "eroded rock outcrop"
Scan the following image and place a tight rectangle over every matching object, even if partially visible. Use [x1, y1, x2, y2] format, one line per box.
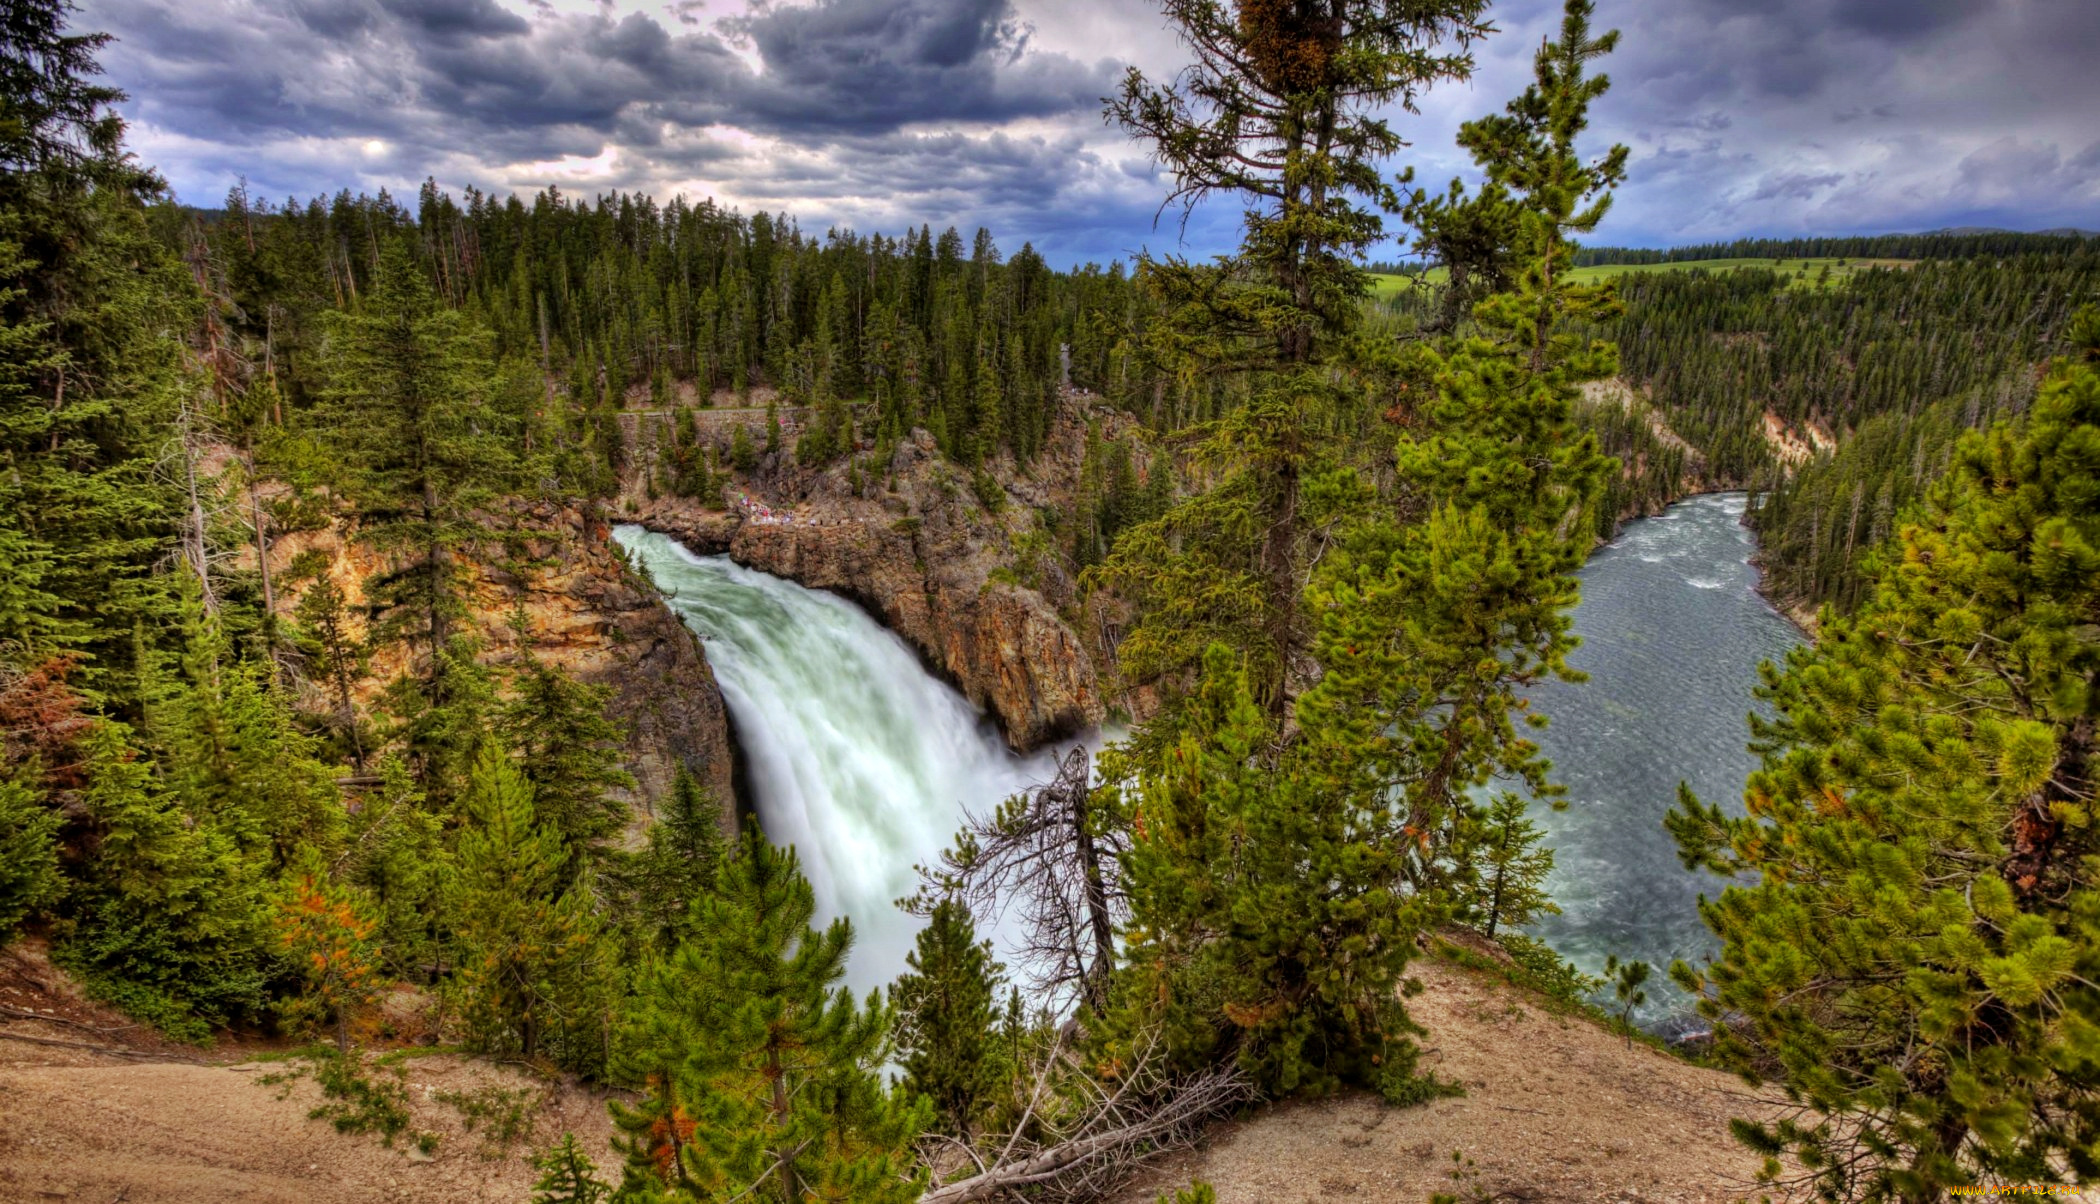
[620, 399, 1123, 750]
[258, 502, 737, 827]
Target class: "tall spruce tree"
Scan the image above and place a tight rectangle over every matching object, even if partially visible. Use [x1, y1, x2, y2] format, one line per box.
[612, 831, 927, 1203]
[449, 741, 602, 1065]
[58, 719, 272, 1040]
[1100, 0, 1624, 1107]
[1107, 646, 1428, 1099]
[0, 771, 61, 942]
[0, 0, 187, 698]
[499, 649, 635, 856]
[624, 765, 728, 954]
[1667, 312, 2100, 1200]
[1297, 0, 1619, 905]
[1094, 0, 1492, 714]
[892, 899, 1004, 1138]
[312, 239, 507, 673]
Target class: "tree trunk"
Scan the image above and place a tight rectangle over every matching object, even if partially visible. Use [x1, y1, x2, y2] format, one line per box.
[1069, 750, 1115, 1012]
[768, 1042, 796, 1204]
[1259, 457, 1300, 714]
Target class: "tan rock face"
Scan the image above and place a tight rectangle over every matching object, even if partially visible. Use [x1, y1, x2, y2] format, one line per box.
[621, 404, 1118, 751]
[262, 502, 737, 831]
[737, 521, 1097, 749]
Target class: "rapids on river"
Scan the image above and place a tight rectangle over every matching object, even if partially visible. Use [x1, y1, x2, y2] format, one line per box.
[618, 493, 1800, 1026]
[1522, 492, 1803, 1028]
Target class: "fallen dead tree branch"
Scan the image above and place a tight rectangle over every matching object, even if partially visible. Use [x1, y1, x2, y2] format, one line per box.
[0, 1002, 139, 1033]
[920, 1063, 1252, 1203]
[0, 1029, 205, 1064]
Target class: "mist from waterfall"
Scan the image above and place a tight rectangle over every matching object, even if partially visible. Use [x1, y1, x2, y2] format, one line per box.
[614, 525, 1072, 994]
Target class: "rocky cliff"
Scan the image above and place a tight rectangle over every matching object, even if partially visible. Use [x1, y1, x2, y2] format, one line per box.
[617, 395, 1129, 750]
[257, 500, 737, 830]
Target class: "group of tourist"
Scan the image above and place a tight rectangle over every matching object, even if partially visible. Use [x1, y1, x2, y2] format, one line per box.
[734, 490, 796, 525]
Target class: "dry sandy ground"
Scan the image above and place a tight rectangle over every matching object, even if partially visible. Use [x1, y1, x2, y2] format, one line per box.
[0, 937, 2017, 1204]
[1117, 954, 1785, 1204]
[0, 941, 620, 1203]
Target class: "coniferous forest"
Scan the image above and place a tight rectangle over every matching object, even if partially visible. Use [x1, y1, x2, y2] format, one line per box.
[2, 0, 2097, 1201]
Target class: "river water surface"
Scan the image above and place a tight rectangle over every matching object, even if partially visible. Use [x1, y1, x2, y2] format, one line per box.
[619, 494, 1799, 1024]
[1522, 492, 1802, 1027]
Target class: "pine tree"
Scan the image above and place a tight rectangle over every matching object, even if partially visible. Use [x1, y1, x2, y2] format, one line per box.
[152, 604, 342, 867]
[1102, 0, 1625, 1108]
[292, 573, 368, 768]
[313, 239, 508, 671]
[1297, 0, 1619, 916]
[0, 772, 61, 942]
[271, 852, 385, 1053]
[892, 899, 1004, 1138]
[729, 422, 757, 472]
[499, 651, 634, 856]
[1108, 647, 1426, 1100]
[57, 719, 271, 1040]
[1464, 792, 1558, 939]
[1095, 0, 1493, 714]
[611, 830, 928, 1203]
[1667, 311, 2100, 1198]
[531, 1133, 612, 1204]
[340, 755, 450, 988]
[1601, 955, 1648, 1041]
[449, 741, 601, 1064]
[625, 765, 727, 953]
[0, 0, 187, 699]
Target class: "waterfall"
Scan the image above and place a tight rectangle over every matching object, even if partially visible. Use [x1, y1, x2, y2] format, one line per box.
[614, 525, 1073, 993]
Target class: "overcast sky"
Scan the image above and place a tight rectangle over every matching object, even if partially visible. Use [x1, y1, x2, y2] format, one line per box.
[81, 0, 2100, 266]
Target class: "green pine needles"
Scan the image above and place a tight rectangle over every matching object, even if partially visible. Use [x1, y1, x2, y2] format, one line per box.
[892, 898, 1007, 1139]
[612, 830, 928, 1202]
[1669, 311, 2100, 1199]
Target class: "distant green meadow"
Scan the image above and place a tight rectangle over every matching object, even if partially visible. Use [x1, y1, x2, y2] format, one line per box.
[1367, 256, 1915, 298]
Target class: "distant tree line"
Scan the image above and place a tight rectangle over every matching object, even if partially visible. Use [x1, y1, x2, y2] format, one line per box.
[1574, 229, 2093, 264]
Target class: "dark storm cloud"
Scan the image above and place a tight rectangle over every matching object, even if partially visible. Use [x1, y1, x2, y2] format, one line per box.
[720, 0, 1116, 134]
[375, 0, 531, 41]
[91, 0, 743, 158]
[1474, 0, 2100, 242]
[92, 0, 1112, 149]
[86, 0, 1125, 256]
[78, 0, 2100, 262]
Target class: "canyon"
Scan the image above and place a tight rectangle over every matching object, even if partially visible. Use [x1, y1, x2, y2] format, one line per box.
[613, 392, 1137, 753]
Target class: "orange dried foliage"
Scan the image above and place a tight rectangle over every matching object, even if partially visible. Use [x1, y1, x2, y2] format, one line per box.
[1237, 0, 1341, 93]
[0, 655, 95, 790]
[646, 1104, 698, 1177]
[271, 874, 384, 1028]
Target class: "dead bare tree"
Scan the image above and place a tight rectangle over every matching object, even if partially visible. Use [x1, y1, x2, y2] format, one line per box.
[918, 1027, 1253, 1204]
[908, 746, 1125, 1014]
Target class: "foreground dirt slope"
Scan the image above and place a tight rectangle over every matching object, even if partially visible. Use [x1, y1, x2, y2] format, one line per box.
[3, 938, 1774, 1204]
[0, 1056, 622, 1203]
[1118, 956, 1780, 1204]
[0, 942, 619, 1204]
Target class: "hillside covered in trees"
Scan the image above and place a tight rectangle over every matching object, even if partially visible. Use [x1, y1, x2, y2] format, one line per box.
[1376, 238, 2100, 613]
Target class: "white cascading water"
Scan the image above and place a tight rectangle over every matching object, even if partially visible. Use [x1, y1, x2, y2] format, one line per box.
[613, 525, 1074, 994]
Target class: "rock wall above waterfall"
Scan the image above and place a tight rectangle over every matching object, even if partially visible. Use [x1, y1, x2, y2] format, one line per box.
[618, 397, 1122, 751]
[258, 500, 738, 833]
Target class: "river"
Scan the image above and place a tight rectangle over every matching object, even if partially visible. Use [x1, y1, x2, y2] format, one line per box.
[1522, 492, 1802, 1028]
[617, 493, 1799, 1025]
